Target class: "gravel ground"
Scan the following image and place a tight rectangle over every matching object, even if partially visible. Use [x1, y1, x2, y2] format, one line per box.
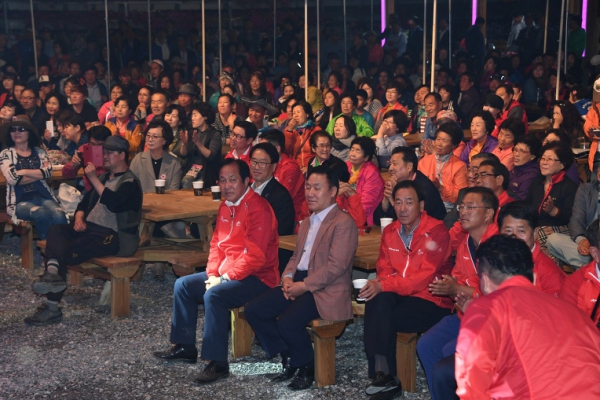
[0, 235, 433, 400]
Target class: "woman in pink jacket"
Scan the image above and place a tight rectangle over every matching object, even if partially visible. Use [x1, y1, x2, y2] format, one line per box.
[344, 137, 384, 225]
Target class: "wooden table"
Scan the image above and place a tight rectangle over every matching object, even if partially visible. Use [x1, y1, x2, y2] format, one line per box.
[140, 189, 221, 253]
[279, 226, 382, 271]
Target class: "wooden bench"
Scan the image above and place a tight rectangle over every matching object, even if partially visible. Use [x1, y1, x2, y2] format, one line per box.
[230, 306, 348, 388]
[67, 256, 141, 318]
[167, 250, 209, 277]
[11, 220, 34, 270]
[353, 300, 418, 392]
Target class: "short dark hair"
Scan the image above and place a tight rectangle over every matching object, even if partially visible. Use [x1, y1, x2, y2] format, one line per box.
[498, 118, 525, 142]
[69, 84, 88, 97]
[292, 101, 314, 121]
[350, 136, 376, 162]
[221, 158, 251, 182]
[88, 125, 112, 142]
[3, 98, 25, 115]
[393, 180, 425, 203]
[386, 81, 403, 94]
[472, 110, 496, 134]
[391, 146, 418, 173]
[61, 112, 85, 131]
[462, 186, 499, 220]
[114, 95, 134, 113]
[307, 164, 340, 193]
[479, 160, 510, 190]
[234, 120, 258, 141]
[514, 134, 542, 160]
[540, 141, 574, 170]
[145, 118, 174, 149]
[218, 93, 235, 108]
[384, 109, 408, 133]
[497, 200, 538, 230]
[340, 93, 358, 107]
[260, 129, 286, 151]
[497, 84, 514, 96]
[165, 104, 187, 128]
[250, 142, 279, 164]
[436, 122, 463, 146]
[309, 130, 332, 148]
[191, 101, 215, 125]
[424, 92, 442, 103]
[335, 115, 357, 137]
[476, 234, 534, 284]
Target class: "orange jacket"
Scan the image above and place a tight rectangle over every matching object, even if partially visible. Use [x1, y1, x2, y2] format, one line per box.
[274, 154, 307, 223]
[456, 276, 600, 400]
[452, 223, 499, 299]
[206, 189, 280, 288]
[584, 103, 600, 172]
[289, 125, 321, 170]
[376, 212, 454, 309]
[532, 243, 566, 297]
[418, 153, 467, 204]
[560, 260, 600, 326]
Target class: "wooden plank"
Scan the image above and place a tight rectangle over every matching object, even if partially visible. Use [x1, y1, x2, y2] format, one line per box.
[230, 307, 253, 358]
[396, 332, 418, 393]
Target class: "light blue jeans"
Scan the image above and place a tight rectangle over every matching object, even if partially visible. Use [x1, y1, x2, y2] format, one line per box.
[15, 198, 68, 239]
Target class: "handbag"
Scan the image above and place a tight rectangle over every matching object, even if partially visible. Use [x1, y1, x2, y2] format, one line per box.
[57, 183, 83, 218]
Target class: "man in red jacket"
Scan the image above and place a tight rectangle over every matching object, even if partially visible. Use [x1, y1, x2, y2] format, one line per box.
[153, 159, 279, 384]
[456, 235, 600, 399]
[360, 180, 453, 399]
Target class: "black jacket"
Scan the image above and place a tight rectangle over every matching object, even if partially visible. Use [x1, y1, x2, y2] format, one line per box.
[261, 177, 295, 236]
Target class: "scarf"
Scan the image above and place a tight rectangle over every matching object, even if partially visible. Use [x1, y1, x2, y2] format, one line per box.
[468, 138, 487, 163]
[348, 164, 362, 185]
[538, 170, 565, 214]
[295, 120, 316, 136]
[331, 134, 355, 151]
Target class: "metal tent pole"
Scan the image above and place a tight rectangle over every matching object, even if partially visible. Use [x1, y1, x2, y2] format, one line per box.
[543, 0, 549, 53]
[105, 0, 111, 87]
[202, 0, 206, 101]
[29, 0, 38, 79]
[304, 0, 309, 102]
[556, 0, 566, 100]
[430, 0, 438, 92]
[317, 0, 321, 87]
[273, 0, 276, 70]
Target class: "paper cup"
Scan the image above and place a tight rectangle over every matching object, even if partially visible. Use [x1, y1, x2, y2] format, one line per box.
[211, 185, 221, 201]
[193, 180, 204, 196]
[353, 279, 368, 302]
[380, 218, 393, 229]
[155, 179, 166, 194]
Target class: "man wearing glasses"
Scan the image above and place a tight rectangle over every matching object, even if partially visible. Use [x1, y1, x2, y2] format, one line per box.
[224, 120, 257, 167]
[474, 160, 514, 218]
[249, 142, 295, 273]
[417, 187, 498, 399]
[26, 135, 143, 325]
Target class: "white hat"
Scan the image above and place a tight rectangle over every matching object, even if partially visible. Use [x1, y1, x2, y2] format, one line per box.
[590, 55, 600, 67]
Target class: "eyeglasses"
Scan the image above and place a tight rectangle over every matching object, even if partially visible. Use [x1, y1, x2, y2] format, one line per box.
[540, 157, 560, 163]
[231, 133, 246, 140]
[20, 96, 35, 101]
[512, 148, 530, 154]
[457, 205, 491, 212]
[477, 172, 497, 179]
[250, 159, 272, 168]
[10, 126, 28, 132]
[315, 143, 332, 149]
[146, 134, 163, 141]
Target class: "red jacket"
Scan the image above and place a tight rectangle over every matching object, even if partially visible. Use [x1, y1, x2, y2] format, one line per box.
[532, 243, 566, 297]
[560, 260, 600, 326]
[491, 100, 529, 138]
[456, 276, 600, 400]
[452, 223, 499, 299]
[376, 212, 454, 309]
[62, 143, 107, 192]
[291, 125, 321, 170]
[225, 145, 252, 167]
[347, 161, 384, 226]
[274, 154, 307, 222]
[206, 189, 280, 288]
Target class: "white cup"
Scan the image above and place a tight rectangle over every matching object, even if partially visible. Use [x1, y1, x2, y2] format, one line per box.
[211, 185, 221, 201]
[154, 179, 166, 194]
[193, 180, 204, 189]
[380, 218, 393, 230]
[353, 279, 368, 302]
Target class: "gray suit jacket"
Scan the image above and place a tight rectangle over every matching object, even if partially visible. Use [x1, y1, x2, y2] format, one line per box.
[569, 182, 598, 241]
[282, 205, 358, 321]
[130, 150, 182, 192]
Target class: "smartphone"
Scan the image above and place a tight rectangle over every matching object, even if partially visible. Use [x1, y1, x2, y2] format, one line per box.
[46, 121, 56, 138]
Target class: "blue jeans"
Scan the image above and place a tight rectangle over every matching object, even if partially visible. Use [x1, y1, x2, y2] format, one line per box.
[15, 198, 67, 239]
[169, 271, 269, 362]
[416, 314, 461, 400]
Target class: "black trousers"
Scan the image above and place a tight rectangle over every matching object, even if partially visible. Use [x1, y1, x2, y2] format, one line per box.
[45, 222, 120, 302]
[432, 355, 459, 400]
[363, 292, 451, 378]
[244, 271, 320, 368]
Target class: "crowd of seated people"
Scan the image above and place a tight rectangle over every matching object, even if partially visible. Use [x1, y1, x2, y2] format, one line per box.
[2, 8, 600, 400]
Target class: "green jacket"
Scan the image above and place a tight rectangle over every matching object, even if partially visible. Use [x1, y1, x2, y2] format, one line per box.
[325, 113, 375, 138]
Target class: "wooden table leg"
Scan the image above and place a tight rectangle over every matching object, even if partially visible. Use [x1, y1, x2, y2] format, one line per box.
[231, 307, 253, 358]
[108, 265, 140, 318]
